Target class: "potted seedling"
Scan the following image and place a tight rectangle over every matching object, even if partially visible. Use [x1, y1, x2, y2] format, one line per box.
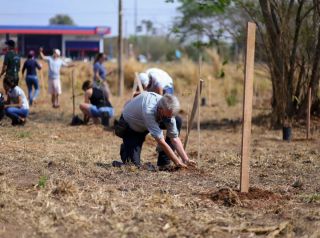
[282, 116, 292, 141]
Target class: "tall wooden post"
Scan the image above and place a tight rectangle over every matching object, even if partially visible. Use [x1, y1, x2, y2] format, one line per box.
[184, 80, 203, 150]
[197, 55, 202, 161]
[240, 22, 256, 193]
[307, 87, 312, 139]
[71, 70, 75, 117]
[118, 0, 124, 96]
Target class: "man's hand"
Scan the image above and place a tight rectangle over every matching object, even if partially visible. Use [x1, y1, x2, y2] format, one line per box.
[176, 160, 188, 169]
[185, 159, 197, 167]
[39, 47, 43, 53]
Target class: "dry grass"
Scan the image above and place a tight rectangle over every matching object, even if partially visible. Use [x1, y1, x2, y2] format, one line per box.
[0, 59, 319, 238]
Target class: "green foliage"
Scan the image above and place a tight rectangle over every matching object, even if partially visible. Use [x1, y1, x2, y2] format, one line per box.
[226, 88, 238, 106]
[302, 193, 320, 203]
[16, 131, 31, 139]
[38, 176, 48, 188]
[172, 0, 231, 44]
[49, 14, 76, 25]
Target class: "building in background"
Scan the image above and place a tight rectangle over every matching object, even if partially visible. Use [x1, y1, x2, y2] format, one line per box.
[0, 25, 111, 60]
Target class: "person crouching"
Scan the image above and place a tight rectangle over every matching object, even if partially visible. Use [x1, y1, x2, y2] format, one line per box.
[79, 80, 114, 126]
[115, 92, 196, 169]
[3, 77, 29, 126]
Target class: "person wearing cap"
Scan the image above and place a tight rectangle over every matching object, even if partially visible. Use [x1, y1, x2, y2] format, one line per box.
[146, 68, 174, 95]
[39, 47, 72, 108]
[22, 50, 42, 106]
[0, 39, 21, 87]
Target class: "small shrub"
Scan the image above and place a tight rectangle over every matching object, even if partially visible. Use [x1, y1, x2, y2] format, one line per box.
[303, 193, 320, 203]
[226, 88, 238, 106]
[17, 131, 31, 139]
[38, 176, 48, 188]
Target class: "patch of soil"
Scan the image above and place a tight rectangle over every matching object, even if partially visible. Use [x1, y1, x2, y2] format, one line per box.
[202, 187, 289, 208]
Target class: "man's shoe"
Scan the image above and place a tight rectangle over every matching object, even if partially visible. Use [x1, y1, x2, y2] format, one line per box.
[101, 112, 110, 127]
[112, 160, 124, 168]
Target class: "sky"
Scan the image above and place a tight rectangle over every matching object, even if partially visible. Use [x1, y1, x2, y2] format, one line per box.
[0, 0, 181, 37]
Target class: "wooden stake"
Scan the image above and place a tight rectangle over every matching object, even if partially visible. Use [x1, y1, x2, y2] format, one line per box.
[118, 0, 124, 96]
[71, 70, 75, 117]
[307, 87, 312, 139]
[197, 55, 202, 161]
[132, 72, 144, 97]
[184, 79, 204, 150]
[240, 22, 256, 193]
[208, 76, 212, 107]
[40, 62, 45, 98]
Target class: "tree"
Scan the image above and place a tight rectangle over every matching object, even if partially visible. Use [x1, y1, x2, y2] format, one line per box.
[246, 0, 320, 125]
[172, 0, 231, 43]
[172, 0, 320, 126]
[49, 14, 76, 25]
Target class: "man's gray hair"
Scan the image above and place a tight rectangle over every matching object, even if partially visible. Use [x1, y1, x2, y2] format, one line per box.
[158, 94, 180, 115]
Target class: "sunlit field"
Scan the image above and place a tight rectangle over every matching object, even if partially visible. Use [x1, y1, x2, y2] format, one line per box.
[1, 57, 320, 238]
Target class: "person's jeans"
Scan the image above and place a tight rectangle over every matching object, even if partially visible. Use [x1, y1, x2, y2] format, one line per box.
[5, 107, 29, 122]
[26, 75, 39, 105]
[157, 115, 182, 166]
[163, 86, 174, 95]
[89, 105, 114, 118]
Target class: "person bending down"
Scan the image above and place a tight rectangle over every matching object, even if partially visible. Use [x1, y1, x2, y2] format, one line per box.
[79, 80, 114, 126]
[3, 77, 29, 126]
[115, 92, 196, 169]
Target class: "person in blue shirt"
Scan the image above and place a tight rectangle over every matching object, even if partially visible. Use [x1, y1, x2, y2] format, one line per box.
[22, 50, 42, 106]
[93, 53, 113, 99]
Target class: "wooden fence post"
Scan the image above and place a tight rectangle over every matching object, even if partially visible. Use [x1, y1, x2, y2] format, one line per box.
[240, 22, 256, 193]
[184, 80, 204, 150]
[307, 87, 312, 139]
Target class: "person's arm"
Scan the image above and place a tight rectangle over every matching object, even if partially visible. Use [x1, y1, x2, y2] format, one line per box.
[94, 67, 103, 82]
[38, 47, 48, 60]
[155, 137, 187, 168]
[154, 86, 163, 95]
[170, 137, 196, 166]
[0, 55, 8, 77]
[36, 60, 42, 70]
[4, 95, 22, 108]
[84, 90, 91, 103]
[22, 61, 27, 76]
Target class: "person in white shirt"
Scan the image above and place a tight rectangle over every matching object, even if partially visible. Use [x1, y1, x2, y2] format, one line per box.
[3, 77, 29, 126]
[39, 47, 73, 108]
[146, 68, 174, 95]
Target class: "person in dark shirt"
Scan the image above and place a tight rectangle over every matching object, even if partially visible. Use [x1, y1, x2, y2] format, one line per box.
[0, 40, 21, 87]
[80, 80, 114, 126]
[22, 50, 42, 105]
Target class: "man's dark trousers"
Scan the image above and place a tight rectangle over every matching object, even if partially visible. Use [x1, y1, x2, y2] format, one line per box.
[120, 116, 182, 167]
[120, 127, 148, 166]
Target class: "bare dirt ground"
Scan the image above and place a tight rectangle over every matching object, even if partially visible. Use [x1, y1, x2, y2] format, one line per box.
[0, 82, 320, 238]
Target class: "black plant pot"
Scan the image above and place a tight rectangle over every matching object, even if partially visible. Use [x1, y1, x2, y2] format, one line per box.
[201, 97, 207, 106]
[282, 127, 292, 141]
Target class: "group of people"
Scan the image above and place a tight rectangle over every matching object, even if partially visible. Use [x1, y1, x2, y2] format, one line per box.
[0, 39, 195, 169]
[0, 39, 112, 126]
